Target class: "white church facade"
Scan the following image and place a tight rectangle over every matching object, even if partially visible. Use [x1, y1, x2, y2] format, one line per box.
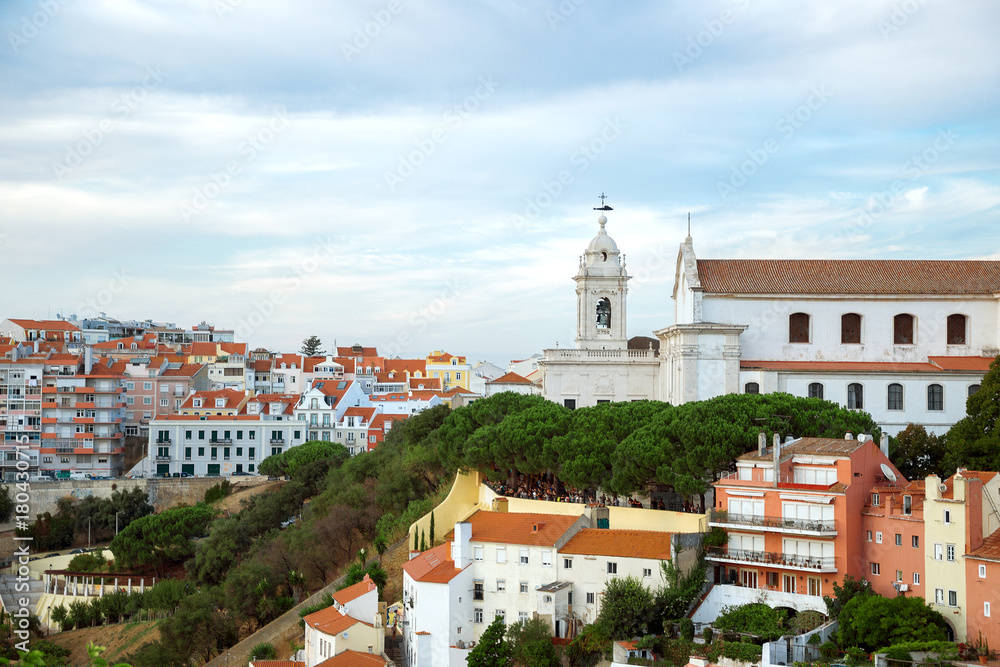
[540, 209, 1000, 436]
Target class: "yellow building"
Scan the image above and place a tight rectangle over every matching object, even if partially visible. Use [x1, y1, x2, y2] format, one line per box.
[425, 351, 472, 392]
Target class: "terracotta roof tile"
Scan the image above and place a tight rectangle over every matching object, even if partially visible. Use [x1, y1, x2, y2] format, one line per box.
[697, 258, 1000, 295]
[487, 372, 533, 385]
[384, 359, 426, 376]
[402, 543, 466, 583]
[560, 528, 672, 560]
[968, 530, 1000, 562]
[8, 319, 80, 331]
[332, 574, 377, 606]
[737, 437, 869, 462]
[444, 511, 581, 547]
[317, 650, 388, 666]
[741, 360, 942, 373]
[249, 661, 305, 667]
[302, 607, 370, 635]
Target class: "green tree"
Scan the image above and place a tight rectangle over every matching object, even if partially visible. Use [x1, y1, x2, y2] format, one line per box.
[467, 616, 511, 667]
[508, 618, 560, 667]
[891, 424, 947, 480]
[823, 574, 875, 619]
[0, 487, 12, 523]
[944, 355, 1000, 471]
[713, 603, 787, 641]
[300, 336, 324, 356]
[429, 511, 435, 544]
[596, 575, 655, 640]
[250, 642, 277, 661]
[837, 594, 948, 651]
[110, 504, 214, 575]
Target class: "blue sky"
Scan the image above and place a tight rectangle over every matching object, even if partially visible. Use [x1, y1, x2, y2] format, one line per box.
[2, 0, 998, 365]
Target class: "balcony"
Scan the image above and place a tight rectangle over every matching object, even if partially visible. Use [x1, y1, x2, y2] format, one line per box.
[706, 546, 837, 572]
[270, 438, 285, 444]
[156, 438, 172, 444]
[209, 438, 232, 444]
[155, 455, 171, 461]
[708, 510, 836, 535]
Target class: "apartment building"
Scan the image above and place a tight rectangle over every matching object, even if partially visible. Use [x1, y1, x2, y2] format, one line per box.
[425, 351, 471, 392]
[303, 575, 385, 666]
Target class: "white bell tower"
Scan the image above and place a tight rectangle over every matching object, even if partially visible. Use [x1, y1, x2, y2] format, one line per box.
[575, 199, 629, 350]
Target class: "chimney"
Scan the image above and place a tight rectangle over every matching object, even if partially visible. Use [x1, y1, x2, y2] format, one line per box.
[953, 472, 966, 502]
[772, 433, 781, 488]
[84, 346, 93, 375]
[452, 521, 473, 569]
[927, 474, 942, 500]
[33, 340, 39, 354]
[845, 432, 853, 440]
[758, 432, 767, 456]
[879, 433, 889, 458]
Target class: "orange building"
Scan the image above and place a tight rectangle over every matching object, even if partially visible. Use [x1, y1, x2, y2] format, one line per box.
[966, 531, 1000, 648]
[703, 434, 902, 616]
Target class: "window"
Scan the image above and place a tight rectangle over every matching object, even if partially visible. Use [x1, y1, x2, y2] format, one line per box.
[143, 382, 152, 390]
[808, 382, 824, 399]
[607, 562, 618, 575]
[596, 298, 611, 329]
[928, 384, 944, 411]
[872, 493, 880, 506]
[911, 535, 918, 548]
[934, 543, 943, 560]
[473, 582, 483, 600]
[198, 447, 204, 457]
[474, 546, 484, 561]
[808, 576, 821, 596]
[913, 572, 920, 585]
[841, 313, 862, 344]
[947, 544, 955, 561]
[185, 447, 191, 459]
[903, 495, 912, 515]
[495, 610, 505, 621]
[887, 383, 904, 411]
[871, 562, 880, 576]
[586, 592, 595, 604]
[563, 558, 573, 569]
[497, 547, 506, 563]
[980, 564, 987, 578]
[944, 510, 951, 525]
[947, 314, 967, 345]
[895, 533, 902, 546]
[789, 312, 810, 343]
[948, 590, 957, 607]
[160, 399, 168, 407]
[847, 383, 864, 409]
[986, 601, 992, 617]
[867, 530, 873, 542]
[519, 548, 529, 565]
[894, 313, 915, 344]
[875, 531, 882, 544]
[767, 572, 779, 589]
[744, 382, 759, 394]
[541, 550, 552, 567]
[896, 570, 903, 582]
[643, 568, 652, 577]
[519, 582, 528, 594]
[497, 579, 505, 592]
[935, 588, 944, 604]
[563, 399, 576, 410]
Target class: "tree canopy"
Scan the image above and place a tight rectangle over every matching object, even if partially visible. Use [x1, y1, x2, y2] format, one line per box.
[299, 335, 324, 356]
[837, 594, 948, 651]
[890, 424, 947, 480]
[467, 616, 511, 667]
[111, 504, 214, 574]
[943, 356, 1000, 471]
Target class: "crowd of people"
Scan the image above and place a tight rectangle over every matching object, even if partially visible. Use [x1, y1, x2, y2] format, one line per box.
[486, 476, 703, 512]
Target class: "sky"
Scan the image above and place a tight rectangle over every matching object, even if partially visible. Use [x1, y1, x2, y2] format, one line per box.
[2, 0, 998, 366]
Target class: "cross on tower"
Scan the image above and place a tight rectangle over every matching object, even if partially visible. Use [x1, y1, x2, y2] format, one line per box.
[594, 193, 613, 211]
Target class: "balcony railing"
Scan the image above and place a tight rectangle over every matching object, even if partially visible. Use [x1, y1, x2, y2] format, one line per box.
[154, 455, 171, 461]
[209, 438, 232, 444]
[270, 438, 284, 444]
[156, 438, 172, 444]
[709, 509, 836, 534]
[706, 546, 836, 571]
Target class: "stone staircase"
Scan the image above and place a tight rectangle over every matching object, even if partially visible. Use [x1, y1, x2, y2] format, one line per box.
[0, 573, 47, 627]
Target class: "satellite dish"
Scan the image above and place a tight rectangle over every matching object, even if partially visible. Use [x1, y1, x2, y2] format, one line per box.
[880, 464, 897, 484]
[939, 484, 948, 493]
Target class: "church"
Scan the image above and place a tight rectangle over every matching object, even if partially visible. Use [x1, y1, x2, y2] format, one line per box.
[539, 208, 1000, 436]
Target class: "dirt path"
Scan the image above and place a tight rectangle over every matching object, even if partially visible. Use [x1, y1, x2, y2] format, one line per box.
[45, 619, 162, 667]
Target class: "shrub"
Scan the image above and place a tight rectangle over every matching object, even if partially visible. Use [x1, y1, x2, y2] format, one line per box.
[703, 627, 714, 643]
[820, 640, 840, 659]
[204, 480, 233, 504]
[679, 617, 695, 641]
[709, 640, 763, 663]
[250, 642, 277, 660]
[844, 647, 867, 666]
[714, 603, 786, 641]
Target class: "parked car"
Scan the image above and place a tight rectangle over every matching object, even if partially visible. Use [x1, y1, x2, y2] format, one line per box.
[68, 548, 85, 554]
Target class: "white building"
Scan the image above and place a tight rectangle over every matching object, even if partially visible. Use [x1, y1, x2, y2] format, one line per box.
[402, 511, 680, 667]
[541, 208, 1000, 435]
[302, 574, 385, 666]
[294, 379, 370, 441]
[484, 372, 538, 397]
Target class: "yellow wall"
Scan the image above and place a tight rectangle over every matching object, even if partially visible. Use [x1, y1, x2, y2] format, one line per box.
[409, 470, 484, 550]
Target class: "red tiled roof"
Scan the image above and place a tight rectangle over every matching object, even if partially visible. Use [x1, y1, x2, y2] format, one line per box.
[560, 528, 672, 560]
[444, 511, 580, 547]
[343, 407, 377, 420]
[402, 543, 465, 583]
[697, 258, 1000, 295]
[742, 357, 995, 374]
[317, 650, 388, 666]
[332, 574, 377, 606]
[161, 363, 206, 377]
[302, 606, 370, 635]
[337, 346, 379, 358]
[384, 359, 426, 376]
[940, 470, 998, 499]
[250, 359, 273, 372]
[250, 661, 305, 667]
[488, 372, 533, 385]
[8, 319, 80, 331]
[928, 356, 996, 371]
[408, 377, 442, 390]
[181, 389, 245, 410]
[369, 414, 407, 430]
[968, 529, 1000, 562]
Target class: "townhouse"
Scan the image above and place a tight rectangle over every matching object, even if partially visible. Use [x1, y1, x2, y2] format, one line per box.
[425, 351, 471, 392]
[303, 574, 386, 666]
[294, 380, 370, 441]
[485, 372, 537, 397]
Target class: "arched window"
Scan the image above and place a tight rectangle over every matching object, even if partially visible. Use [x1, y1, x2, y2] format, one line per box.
[310, 398, 318, 409]
[969, 384, 981, 398]
[596, 298, 611, 329]
[841, 313, 862, 344]
[894, 314, 915, 344]
[847, 383, 864, 410]
[789, 313, 810, 343]
[927, 384, 944, 411]
[887, 383, 903, 411]
[744, 382, 760, 394]
[947, 314, 967, 345]
[808, 382, 824, 399]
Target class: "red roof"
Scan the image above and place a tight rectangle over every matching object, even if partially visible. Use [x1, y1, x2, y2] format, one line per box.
[332, 574, 377, 606]
[181, 389, 246, 410]
[743, 360, 944, 373]
[402, 543, 465, 583]
[250, 661, 305, 667]
[7, 319, 80, 331]
[444, 511, 580, 547]
[317, 650, 388, 666]
[697, 258, 1000, 295]
[343, 407, 377, 421]
[337, 346, 379, 358]
[302, 606, 370, 635]
[384, 359, 426, 376]
[968, 529, 1000, 562]
[488, 372, 533, 385]
[560, 528, 672, 560]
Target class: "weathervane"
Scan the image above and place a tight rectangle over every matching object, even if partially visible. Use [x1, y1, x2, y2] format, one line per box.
[594, 193, 613, 211]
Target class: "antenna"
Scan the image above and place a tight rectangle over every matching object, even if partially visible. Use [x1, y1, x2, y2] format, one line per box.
[880, 463, 897, 485]
[594, 193, 613, 211]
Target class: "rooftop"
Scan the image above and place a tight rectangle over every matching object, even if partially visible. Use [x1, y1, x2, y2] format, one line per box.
[444, 511, 580, 547]
[560, 528, 672, 560]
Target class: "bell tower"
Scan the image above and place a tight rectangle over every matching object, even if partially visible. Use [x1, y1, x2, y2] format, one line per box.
[575, 198, 629, 350]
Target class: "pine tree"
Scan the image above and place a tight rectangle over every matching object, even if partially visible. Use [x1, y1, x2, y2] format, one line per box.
[429, 511, 435, 545]
[420, 529, 426, 551]
[300, 335, 324, 356]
